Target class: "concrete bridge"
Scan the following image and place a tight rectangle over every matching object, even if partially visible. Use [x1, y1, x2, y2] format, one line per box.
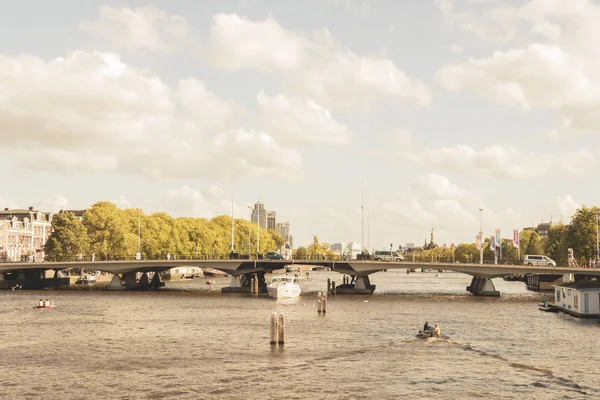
[1, 259, 599, 296]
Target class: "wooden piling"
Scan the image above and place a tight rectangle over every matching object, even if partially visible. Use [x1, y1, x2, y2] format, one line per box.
[317, 292, 322, 313]
[332, 281, 336, 296]
[322, 293, 327, 313]
[327, 278, 331, 295]
[270, 312, 277, 345]
[277, 313, 285, 345]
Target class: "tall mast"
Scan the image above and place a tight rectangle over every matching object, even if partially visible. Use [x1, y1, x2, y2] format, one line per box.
[231, 184, 234, 253]
[361, 181, 364, 254]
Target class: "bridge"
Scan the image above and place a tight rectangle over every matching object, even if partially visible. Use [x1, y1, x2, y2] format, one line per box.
[1, 259, 599, 296]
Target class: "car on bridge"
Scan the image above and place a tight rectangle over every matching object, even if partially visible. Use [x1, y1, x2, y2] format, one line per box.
[523, 255, 556, 267]
[373, 250, 404, 262]
[266, 252, 285, 260]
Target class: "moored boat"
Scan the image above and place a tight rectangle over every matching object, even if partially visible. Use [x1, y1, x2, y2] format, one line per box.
[538, 302, 559, 313]
[267, 275, 301, 299]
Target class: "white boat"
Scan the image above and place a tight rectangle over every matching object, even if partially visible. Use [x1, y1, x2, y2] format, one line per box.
[267, 275, 301, 299]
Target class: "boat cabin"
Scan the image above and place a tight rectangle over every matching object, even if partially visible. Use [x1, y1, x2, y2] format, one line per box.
[553, 280, 600, 318]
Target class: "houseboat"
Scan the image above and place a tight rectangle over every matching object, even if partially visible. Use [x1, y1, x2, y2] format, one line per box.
[553, 280, 600, 318]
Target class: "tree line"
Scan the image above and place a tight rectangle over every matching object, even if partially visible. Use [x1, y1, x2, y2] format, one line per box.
[292, 206, 600, 267]
[45, 202, 599, 267]
[44, 201, 285, 261]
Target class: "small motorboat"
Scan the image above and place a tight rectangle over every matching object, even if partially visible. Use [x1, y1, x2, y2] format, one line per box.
[416, 330, 439, 339]
[35, 305, 56, 309]
[267, 275, 301, 299]
[538, 302, 559, 313]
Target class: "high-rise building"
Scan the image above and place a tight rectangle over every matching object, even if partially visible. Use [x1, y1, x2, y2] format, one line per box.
[251, 202, 268, 229]
[275, 221, 293, 249]
[267, 211, 276, 230]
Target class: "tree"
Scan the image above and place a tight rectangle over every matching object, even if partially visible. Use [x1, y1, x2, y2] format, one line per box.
[519, 230, 543, 257]
[44, 212, 90, 261]
[454, 243, 478, 263]
[545, 224, 569, 266]
[83, 202, 133, 260]
[294, 246, 307, 259]
[568, 206, 600, 265]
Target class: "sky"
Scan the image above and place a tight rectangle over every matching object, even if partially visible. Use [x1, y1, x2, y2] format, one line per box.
[1, 0, 598, 251]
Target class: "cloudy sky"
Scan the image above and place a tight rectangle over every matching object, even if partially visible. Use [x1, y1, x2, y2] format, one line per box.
[1, 0, 598, 250]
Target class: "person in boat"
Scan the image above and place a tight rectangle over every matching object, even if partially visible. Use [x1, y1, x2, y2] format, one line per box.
[49, 299, 54, 306]
[44, 299, 49, 307]
[39, 299, 44, 307]
[434, 324, 441, 338]
[423, 322, 430, 332]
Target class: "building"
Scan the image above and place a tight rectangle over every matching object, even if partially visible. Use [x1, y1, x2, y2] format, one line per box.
[275, 221, 294, 250]
[267, 211, 276, 230]
[250, 202, 268, 229]
[522, 221, 553, 240]
[554, 280, 600, 318]
[330, 242, 344, 256]
[0, 207, 54, 262]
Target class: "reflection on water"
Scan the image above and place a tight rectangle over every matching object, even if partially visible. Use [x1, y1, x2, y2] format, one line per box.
[1, 270, 598, 400]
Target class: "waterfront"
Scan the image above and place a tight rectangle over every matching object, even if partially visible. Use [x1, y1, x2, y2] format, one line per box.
[1, 270, 598, 399]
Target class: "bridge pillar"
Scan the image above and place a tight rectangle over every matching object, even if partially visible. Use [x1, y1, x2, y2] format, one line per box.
[466, 276, 499, 297]
[222, 272, 266, 293]
[150, 273, 165, 289]
[0, 273, 4, 281]
[124, 272, 138, 289]
[107, 274, 126, 291]
[138, 273, 150, 290]
[336, 275, 376, 294]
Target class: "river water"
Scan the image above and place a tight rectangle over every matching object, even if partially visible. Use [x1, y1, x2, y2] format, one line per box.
[1, 270, 598, 399]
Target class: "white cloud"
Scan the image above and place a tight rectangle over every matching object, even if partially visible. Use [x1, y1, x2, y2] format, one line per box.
[436, 0, 600, 134]
[81, 5, 190, 54]
[0, 50, 301, 180]
[542, 195, 581, 224]
[206, 13, 310, 72]
[412, 173, 471, 201]
[162, 185, 243, 219]
[257, 92, 351, 146]
[206, 13, 430, 109]
[395, 143, 595, 179]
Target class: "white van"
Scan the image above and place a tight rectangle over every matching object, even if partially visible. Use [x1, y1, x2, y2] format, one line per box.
[523, 255, 556, 267]
[373, 250, 404, 261]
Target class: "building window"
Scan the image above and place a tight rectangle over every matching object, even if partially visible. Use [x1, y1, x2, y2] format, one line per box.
[574, 295, 578, 309]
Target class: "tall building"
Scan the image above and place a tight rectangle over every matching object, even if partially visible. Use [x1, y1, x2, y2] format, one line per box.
[276, 221, 293, 249]
[0, 206, 54, 262]
[250, 202, 268, 229]
[267, 211, 276, 230]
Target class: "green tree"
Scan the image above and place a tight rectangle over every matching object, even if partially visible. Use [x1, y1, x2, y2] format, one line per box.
[520, 230, 543, 258]
[44, 212, 90, 261]
[83, 201, 133, 260]
[544, 224, 569, 266]
[454, 243, 478, 263]
[568, 206, 600, 265]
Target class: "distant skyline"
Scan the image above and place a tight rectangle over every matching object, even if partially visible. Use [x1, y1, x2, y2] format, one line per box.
[1, 0, 598, 250]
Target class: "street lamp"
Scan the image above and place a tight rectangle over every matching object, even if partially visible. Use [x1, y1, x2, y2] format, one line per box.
[136, 208, 141, 260]
[595, 210, 600, 267]
[479, 207, 483, 264]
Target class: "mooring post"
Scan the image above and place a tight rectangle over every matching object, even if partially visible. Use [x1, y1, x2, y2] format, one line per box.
[332, 281, 336, 296]
[327, 278, 331, 295]
[317, 292, 322, 313]
[322, 292, 327, 313]
[278, 313, 285, 345]
[270, 312, 277, 345]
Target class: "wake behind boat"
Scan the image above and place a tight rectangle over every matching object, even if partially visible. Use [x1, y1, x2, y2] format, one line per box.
[267, 275, 301, 299]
